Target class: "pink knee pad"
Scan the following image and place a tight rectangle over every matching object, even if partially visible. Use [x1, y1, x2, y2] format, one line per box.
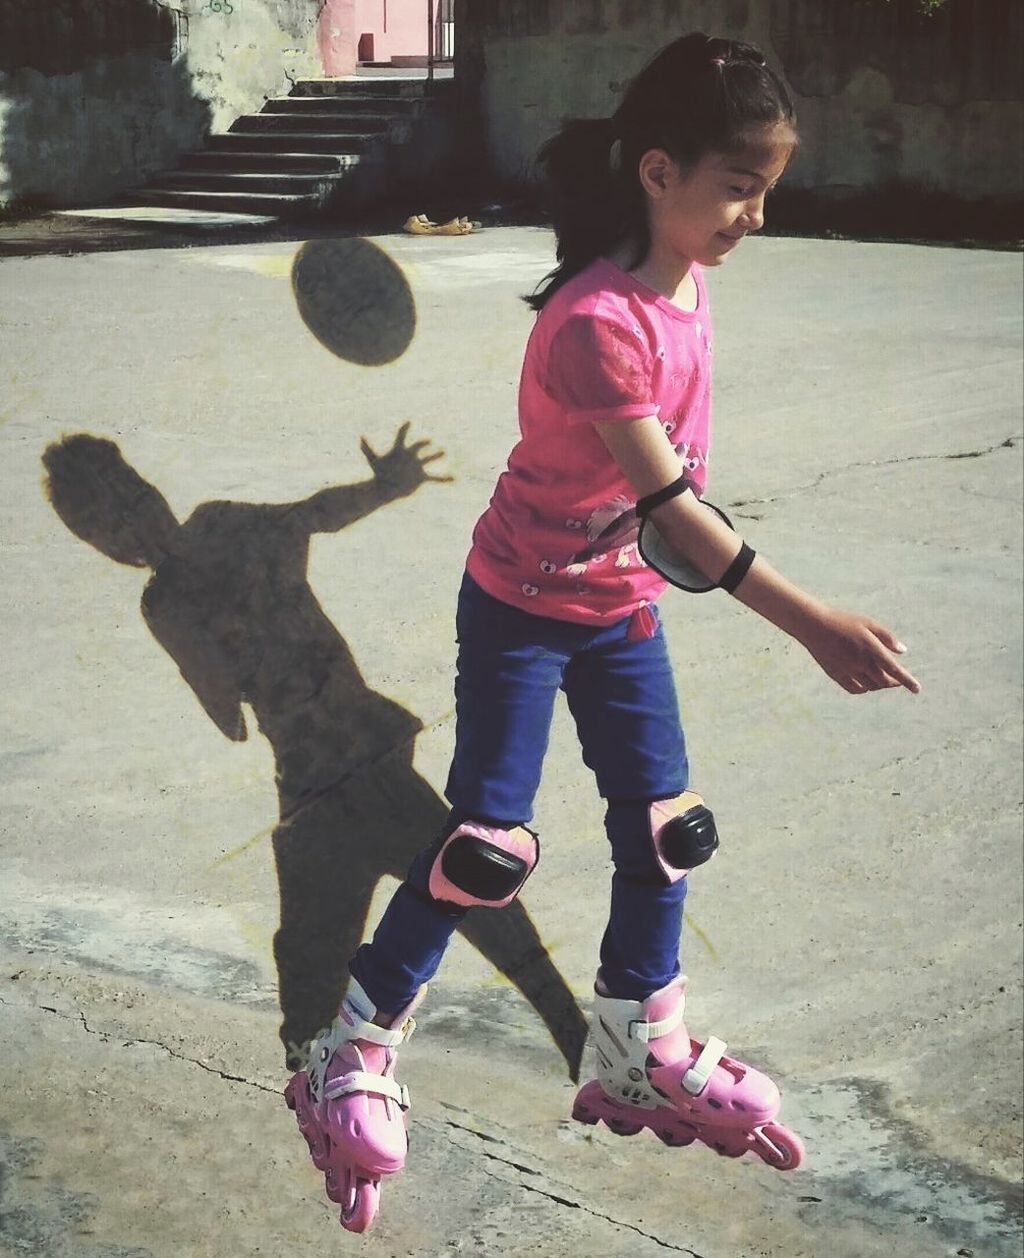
[650, 792, 719, 884]
[427, 822, 539, 909]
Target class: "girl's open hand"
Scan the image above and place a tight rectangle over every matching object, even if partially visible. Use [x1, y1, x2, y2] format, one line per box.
[361, 422, 453, 500]
[799, 608, 921, 695]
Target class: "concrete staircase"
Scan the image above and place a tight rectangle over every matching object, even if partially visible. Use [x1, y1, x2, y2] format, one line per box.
[124, 78, 454, 219]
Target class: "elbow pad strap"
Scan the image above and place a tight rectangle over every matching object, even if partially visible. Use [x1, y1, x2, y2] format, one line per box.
[718, 542, 756, 594]
[636, 474, 693, 519]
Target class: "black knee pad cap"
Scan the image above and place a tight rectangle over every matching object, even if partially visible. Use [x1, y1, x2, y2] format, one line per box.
[441, 833, 531, 902]
[660, 804, 719, 871]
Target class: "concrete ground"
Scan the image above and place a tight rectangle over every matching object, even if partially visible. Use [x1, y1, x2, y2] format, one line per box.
[0, 223, 1021, 1258]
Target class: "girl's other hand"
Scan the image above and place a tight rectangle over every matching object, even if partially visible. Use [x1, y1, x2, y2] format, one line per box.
[798, 608, 921, 695]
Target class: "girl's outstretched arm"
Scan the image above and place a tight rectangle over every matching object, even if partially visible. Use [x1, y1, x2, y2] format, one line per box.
[595, 416, 921, 695]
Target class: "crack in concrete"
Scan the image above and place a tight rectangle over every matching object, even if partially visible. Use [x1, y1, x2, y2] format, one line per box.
[11, 994, 703, 1251]
[4, 995, 279, 1096]
[443, 1117, 704, 1255]
[728, 435, 1021, 512]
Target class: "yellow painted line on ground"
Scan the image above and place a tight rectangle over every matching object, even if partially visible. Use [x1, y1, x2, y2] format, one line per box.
[684, 912, 719, 962]
[189, 251, 295, 277]
[208, 822, 275, 870]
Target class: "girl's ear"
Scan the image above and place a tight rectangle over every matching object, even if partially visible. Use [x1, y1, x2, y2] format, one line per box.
[637, 148, 676, 198]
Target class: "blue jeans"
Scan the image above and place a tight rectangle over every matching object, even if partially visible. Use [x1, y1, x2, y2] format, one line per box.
[350, 574, 690, 1011]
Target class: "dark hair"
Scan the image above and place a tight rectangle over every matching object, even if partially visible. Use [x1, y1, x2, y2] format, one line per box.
[526, 33, 796, 311]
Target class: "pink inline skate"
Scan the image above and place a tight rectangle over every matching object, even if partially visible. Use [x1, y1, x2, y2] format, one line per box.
[572, 976, 804, 1169]
[284, 978, 422, 1232]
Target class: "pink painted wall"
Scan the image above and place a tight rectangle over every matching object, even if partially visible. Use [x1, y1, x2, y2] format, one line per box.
[317, 0, 432, 73]
[353, 0, 430, 64]
[317, 0, 357, 76]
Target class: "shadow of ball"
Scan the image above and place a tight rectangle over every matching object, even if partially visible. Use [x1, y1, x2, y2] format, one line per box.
[291, 237, 416, 366]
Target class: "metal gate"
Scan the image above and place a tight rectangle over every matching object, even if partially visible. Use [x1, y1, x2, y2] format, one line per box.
[427, 0, 454, 72]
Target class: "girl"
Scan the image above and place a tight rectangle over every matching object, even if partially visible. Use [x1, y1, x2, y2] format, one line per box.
[285, 32, 921, 1231]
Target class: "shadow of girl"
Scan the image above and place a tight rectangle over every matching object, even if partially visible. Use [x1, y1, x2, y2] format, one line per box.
[42, 431, 586, 1079]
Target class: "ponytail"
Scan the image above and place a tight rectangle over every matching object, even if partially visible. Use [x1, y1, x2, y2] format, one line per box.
[525, 117, 648, 313]
[526, 32, 796, 312]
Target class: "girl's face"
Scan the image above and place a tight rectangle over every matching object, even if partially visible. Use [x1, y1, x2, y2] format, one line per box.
[642, 123, 796, 268]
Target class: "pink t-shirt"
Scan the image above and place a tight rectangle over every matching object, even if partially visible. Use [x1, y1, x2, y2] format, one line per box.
[466, 257, 713, 625]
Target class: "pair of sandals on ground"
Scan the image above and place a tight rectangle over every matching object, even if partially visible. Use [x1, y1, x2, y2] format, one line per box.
[402, 213, 480, 236]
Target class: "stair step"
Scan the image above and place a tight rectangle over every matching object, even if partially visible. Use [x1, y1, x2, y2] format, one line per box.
[125, 71, 449, 218]
[231, 112, 392, 135]
[185, 151, 360, 174]
[268, 95, 419, 115]
[150, 170, 350, 195]
[290, 78, 429, 97]
[66, 205, 279, 228]
[129, 188, 316, 216]
[210, 131, 383, 155]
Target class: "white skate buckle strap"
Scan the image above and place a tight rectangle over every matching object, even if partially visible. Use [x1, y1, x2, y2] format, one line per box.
[341, 1008, 416, 1049]
[682, 1035, 727, 1095]
[323, 1070, 411, 1109]
[632, 1002, 685, 1044]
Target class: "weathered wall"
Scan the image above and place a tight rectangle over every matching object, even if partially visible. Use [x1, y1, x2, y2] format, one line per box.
[318, 0, 357, 76]
[454, 0, 1023, 203]
[0, 0, 328, 207]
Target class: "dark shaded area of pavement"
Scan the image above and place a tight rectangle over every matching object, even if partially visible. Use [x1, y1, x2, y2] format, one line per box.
[1, 180, 1020, 261]
[40, 431, 587, 1078]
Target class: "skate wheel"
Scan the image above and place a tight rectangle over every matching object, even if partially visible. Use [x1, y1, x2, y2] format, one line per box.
[286, 1077, 332, 1171]
[657, 1129, 695, 1148]
[331, 1165, 380, 1233]
[308, 1129, 331, 1172]
[754, 1123, 805, 1171]
[571, 1104, 598, 1126]
[607, 1117, 642, 1136]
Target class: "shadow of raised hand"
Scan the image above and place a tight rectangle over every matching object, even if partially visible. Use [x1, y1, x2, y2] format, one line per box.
[42, 432, 587, 1080]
